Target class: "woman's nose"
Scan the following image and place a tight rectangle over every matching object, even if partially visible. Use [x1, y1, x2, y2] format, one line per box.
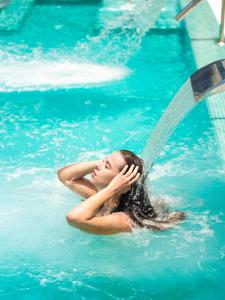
[97, 160, 105, 170]
[97, 162, 103, 170]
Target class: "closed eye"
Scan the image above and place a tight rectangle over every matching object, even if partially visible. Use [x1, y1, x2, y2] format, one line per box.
[106, 159, 111, 169]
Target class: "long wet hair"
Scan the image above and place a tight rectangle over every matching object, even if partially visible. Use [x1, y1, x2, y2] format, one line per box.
[111, 150, 158, 227]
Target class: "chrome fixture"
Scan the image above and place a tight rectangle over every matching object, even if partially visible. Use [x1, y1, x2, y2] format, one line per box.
[176, 0, 225, 44]
[220, 0, 225, 44]
[191, 59, 225, 102]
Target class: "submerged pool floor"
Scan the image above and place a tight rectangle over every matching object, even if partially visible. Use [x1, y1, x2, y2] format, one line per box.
[0, 1, 225, 299]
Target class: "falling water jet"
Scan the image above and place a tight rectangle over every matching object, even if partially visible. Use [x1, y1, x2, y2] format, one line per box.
[74, 0, 166, 65]
[141, 59, 225, 182]
[0, 0, 166, 91]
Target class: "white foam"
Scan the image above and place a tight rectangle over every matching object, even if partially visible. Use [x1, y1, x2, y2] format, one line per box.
[0, 59, 130, 92]
[101, 3, 135, 12]
[5, 167, 52, 181]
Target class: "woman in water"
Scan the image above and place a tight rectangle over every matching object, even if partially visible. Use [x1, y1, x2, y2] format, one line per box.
[57, 150, 185, 235]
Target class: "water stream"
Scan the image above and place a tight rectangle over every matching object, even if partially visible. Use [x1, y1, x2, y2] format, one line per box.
[74, 0, 165, 65]
[142, 79, 196, 172]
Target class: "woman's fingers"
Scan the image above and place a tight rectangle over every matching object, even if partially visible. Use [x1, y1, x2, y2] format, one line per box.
[121, 164, 129, 174]
[129, 172, 141, 185]
[122, 164, 140, 183]
[125, 164, 135, 176]
[127, 165, 139, 180]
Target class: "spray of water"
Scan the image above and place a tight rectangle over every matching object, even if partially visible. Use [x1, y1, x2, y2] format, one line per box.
[0, 59, 130, 92]
[0, 0, 165, 91]
[74, 0, 165, 65]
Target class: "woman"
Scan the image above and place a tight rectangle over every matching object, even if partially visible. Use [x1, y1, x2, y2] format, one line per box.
[57, 150, 185, 235]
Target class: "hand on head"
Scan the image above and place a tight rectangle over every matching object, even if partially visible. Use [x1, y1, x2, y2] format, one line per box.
[108, 164, 140, 195]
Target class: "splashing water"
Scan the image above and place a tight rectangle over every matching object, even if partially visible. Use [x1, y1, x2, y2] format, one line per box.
[0, 59, 130, 92]
[75, 0, 165, 65]
[0, 0, 165, 92]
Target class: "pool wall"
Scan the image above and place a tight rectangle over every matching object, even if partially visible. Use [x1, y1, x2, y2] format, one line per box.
[180, 0, 225, 167]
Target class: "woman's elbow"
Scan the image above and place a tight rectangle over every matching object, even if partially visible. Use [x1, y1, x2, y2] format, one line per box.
[66, 212, 84, 227]
[57, 169, 64, 182]
[57, 169, 69, 185]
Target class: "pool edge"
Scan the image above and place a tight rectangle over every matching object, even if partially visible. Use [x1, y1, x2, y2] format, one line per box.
[179, 0, 225, 167]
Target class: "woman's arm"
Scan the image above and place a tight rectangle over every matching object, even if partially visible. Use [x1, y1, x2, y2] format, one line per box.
[66, 185, 116, 221]
[57, 161, 99, 198]
[66, 186, 133, 234]
[57, 160, 99, 182]
[66, 164, 140, 235]
[67, 212, 133, 235]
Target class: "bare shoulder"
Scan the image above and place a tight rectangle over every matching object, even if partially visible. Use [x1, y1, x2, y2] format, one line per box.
[70, 211, 135, 234]
[111, 211, 135, 232]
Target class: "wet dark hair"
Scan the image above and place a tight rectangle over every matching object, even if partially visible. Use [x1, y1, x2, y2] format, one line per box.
[111, 150, 157, 227]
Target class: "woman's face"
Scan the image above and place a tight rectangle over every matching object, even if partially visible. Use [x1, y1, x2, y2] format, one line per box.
[90, 151, 126, 189]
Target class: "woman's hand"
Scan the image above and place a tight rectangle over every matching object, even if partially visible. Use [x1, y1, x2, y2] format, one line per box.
[108, 164, 140, 195]
[57, 160, 100, 183]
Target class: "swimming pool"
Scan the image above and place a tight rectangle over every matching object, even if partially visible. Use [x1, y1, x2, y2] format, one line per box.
[0, 0, 225, 299]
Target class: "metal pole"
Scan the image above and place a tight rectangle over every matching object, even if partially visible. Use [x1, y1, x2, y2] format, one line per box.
[175, 0, 203, 21]
[219, 0, 225, 44]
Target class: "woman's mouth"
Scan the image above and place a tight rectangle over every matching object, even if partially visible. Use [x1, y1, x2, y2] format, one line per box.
[92, 170, 97, 176]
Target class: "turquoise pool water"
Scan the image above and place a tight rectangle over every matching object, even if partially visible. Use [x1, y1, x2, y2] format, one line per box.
[0, 1, 225, 299]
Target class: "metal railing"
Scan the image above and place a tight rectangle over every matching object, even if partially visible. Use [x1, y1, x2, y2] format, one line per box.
[176, 0, 225, 45]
